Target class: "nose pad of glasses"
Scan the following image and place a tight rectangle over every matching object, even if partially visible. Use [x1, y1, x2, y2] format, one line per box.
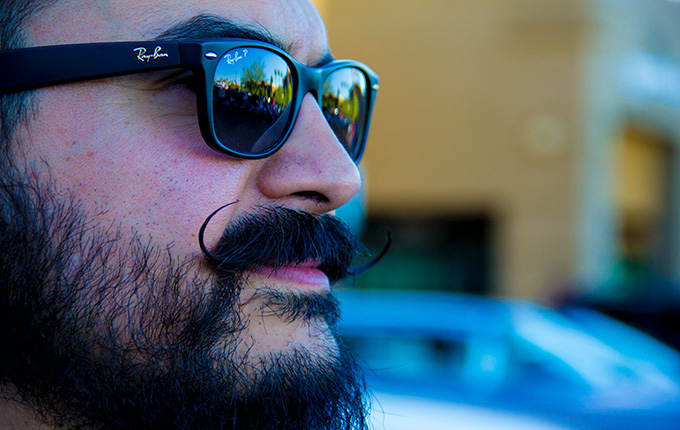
[307, 88, 320, 102]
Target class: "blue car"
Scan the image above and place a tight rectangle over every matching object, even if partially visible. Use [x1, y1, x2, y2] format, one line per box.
[336, 289, 680, 430]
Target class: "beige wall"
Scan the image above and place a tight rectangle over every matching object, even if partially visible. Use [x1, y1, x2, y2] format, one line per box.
[317, 0, 586, 298]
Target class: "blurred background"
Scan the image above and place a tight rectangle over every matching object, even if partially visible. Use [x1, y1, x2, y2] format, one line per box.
[312, 0, 680, 429]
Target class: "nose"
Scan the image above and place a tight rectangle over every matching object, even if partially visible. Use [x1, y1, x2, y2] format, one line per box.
[255, 94, 362, 214]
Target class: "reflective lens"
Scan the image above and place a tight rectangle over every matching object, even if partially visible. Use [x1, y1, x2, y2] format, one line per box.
[322, 67, 368, 159]
[212, 47, 370, 159]
[212, 47, 294, 155]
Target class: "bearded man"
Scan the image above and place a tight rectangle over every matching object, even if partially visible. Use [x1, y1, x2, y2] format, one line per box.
[0, 1, 380, 428]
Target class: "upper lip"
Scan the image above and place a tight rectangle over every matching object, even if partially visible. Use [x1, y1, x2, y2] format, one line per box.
[260, 259, 323, 271]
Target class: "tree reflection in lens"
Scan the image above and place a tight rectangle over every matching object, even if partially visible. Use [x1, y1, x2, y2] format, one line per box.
[212, 47, 293, 154]
[322, 68, 367, 158]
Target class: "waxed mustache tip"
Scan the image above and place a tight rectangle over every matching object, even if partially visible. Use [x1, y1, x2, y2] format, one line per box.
[198, 201, 239, 260]
[347, 228, 391, 276]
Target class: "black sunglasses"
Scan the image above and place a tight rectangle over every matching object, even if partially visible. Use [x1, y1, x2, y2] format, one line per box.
[0, 39, 379, 161]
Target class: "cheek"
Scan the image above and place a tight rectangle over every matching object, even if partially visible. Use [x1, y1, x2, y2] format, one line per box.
[22, 84, 254, 256]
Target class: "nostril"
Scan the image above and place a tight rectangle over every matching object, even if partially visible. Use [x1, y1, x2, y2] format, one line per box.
[293, 191, 329, 204]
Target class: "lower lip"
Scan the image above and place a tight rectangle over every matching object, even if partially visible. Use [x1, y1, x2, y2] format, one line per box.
[252, 265, 330, 291]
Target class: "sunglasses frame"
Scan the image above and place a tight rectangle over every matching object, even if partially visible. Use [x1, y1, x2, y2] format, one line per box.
[0, 39, 379, 161]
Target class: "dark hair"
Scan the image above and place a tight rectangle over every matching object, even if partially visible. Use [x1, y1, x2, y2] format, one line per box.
[0, 0, 56, 159]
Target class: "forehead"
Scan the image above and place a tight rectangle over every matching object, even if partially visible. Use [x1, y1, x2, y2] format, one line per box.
[26, 0, 329, 65]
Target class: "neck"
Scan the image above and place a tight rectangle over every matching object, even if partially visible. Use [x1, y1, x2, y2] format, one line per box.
[0, 395, 55, 430]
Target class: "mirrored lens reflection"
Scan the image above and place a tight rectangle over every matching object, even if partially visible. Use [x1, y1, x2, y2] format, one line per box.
[213, 47, 294, 155]
[322, 67, 368, 159]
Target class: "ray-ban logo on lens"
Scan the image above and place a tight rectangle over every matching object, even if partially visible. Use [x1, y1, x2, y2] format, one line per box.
[133, 46, 169, 62]
[225, 49, 248, 65]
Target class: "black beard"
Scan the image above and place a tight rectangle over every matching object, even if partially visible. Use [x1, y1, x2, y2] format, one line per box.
[0, 172, 369, 429]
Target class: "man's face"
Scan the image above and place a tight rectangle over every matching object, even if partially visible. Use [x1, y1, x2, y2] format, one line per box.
[2, 0, 368, 428]
[21, 0, 360, 361]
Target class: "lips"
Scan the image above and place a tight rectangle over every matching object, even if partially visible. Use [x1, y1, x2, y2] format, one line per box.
[251, 262, 330, 292]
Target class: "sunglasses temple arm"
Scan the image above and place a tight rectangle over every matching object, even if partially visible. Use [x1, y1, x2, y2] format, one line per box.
[0, 41, 182, 93]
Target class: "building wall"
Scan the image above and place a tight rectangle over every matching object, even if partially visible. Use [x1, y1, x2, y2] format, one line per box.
[579, 0, 680, 298]
[316, 0, 585, 298]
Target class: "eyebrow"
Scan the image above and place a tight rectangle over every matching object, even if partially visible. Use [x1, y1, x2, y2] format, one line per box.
[155, 14, 335, 67]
